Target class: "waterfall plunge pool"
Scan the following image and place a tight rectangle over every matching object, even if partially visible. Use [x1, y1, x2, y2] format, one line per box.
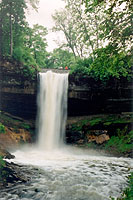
[1, 146, 132, 200]
[1, 71, 132, 200]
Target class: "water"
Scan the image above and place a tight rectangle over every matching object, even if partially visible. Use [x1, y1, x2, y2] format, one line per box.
[1, 71, 132, 200]
[37, 71, 68, 150]
[2, 147, 132, 200]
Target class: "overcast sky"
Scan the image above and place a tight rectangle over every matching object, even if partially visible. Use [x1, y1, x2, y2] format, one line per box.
[26, 0, 65, 52]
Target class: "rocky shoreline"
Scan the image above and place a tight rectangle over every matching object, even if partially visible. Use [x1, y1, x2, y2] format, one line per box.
[0, 147, 31, 188]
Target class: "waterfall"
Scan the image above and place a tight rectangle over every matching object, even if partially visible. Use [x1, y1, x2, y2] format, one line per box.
[37, 71, 68, 150]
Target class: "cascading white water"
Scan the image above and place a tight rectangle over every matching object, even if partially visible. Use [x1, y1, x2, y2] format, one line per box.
[37, 71, 68, 150]
[4, 71, 132, 200]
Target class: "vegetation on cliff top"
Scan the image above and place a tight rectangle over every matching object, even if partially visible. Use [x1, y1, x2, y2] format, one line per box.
[0, 0, 132, 81]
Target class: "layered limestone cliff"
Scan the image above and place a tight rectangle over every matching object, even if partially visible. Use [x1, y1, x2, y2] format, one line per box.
[0, 61, 132, 119]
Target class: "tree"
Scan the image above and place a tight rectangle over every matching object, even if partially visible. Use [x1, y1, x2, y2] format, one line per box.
[52, 9, 78, 58]
[52, 0, 105, 57]
[50, 48, 75, 69]
[0, 0, 27, 57]
[29, 24, 48, 68]
[83, 0, 133, 54]
[13, 24, 48, 68]
[0, 0, 39, 58]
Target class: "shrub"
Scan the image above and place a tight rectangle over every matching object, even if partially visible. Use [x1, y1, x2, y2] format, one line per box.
[0, 156, 5, 169]
[70, 45, 132, 81]
[21, 123, 31, 130]
[0, 123, 5, 134]
[105, 130, 133, 153]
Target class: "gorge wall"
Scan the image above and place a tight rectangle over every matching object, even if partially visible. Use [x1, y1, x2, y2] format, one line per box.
[0, 61, 132, 119]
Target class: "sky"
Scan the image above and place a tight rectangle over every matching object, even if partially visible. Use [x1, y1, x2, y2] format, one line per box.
[26, 0, 65, 52]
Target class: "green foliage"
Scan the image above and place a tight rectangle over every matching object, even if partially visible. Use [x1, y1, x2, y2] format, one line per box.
[0, 156, 9, 184]
[0, 156, 6, 183]
[0, 156, 5, 169]
[70, 57, 93, 77]
[71, 45, 132, 81]
[52, 0, 105, 57]
[0, 123, 5, 134]
[105, 130, 133, 153]
[83, 0, 132, 54]
[21, 65, 37, 79]
[89, 46, 131, 80]
[0, 0, 27, 57]
[0, 0, 49, 71]
[87, 142, 97, 148]
[111, 172, 133, 200]
[49, 48, 76, 69]
[28, 24, 48, 68]
[89, 118, 103, 126]
[20, 123, 31, 130]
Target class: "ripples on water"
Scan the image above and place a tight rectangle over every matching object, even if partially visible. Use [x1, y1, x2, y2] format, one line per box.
[0, 146, 132, 200]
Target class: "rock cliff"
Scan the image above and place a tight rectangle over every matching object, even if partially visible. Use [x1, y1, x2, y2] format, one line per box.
[0, 61, 132, 119]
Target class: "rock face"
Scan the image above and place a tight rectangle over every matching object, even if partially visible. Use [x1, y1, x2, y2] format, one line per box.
[68, 74, 133, 116]
[0, 60, 37, 119]
[0, 61, 132, 119]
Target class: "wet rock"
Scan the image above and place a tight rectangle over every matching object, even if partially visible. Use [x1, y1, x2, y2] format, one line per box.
[0, 161, 31, 188]
[0, 147, 15, 159]
[86, 133, 110, 144]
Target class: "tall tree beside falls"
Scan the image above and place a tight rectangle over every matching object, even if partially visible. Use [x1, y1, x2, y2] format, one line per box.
[52, 0, 105, 57]
[52, 9, 78, 58]
[83, 0, 133, 54]
[0, 0, 27, 57]
[25, 24, 48, 68]
[0, 0, 39, 58]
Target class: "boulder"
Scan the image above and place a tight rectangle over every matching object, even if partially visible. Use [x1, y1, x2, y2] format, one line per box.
[86, 133, 110, 144]
[0, 147, 15, 159]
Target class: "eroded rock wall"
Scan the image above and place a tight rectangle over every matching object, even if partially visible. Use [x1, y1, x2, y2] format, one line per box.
[0, 61, 132, 119]
[0, 60, 37, 119]
[68, 74, 133, 116]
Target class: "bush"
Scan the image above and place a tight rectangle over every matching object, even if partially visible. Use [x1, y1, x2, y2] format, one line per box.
[70, 45, 132, 81]
[70, 57, 93, 77]
[0, 123, 5, 134]
[0, 156, 6, 182]
[105, 130, 133, 153]
[21, 123, 31, 130]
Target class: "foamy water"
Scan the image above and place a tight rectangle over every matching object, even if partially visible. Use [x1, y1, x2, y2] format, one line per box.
[2, 146, 132, 200]
[0, 71, 132, 200]
[37, 71, 68, 150]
